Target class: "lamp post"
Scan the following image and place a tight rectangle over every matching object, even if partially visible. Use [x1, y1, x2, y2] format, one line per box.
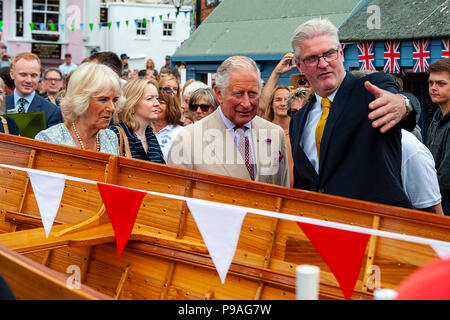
[172, 0, 182, 14]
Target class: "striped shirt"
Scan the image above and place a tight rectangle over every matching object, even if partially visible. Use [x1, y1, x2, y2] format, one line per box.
[110, 122, 165, 164]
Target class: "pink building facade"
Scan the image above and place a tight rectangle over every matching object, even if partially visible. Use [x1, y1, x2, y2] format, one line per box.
[1, 0, 85, 68]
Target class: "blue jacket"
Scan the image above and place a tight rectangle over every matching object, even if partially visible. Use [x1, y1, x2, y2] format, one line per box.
[5, 93, 63, 129]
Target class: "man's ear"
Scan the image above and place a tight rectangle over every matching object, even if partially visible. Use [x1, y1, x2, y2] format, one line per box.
[214, 85, 223, 105]
[9, 68, 14, 81]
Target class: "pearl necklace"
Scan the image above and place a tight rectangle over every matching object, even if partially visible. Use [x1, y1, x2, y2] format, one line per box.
[72, 122, 100, 151]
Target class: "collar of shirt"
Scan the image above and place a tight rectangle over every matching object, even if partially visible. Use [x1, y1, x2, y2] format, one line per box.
[218, 106, 252, 131]
[14, 90, 36, 113]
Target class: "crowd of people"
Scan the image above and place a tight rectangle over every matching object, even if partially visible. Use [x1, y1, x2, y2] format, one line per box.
[0, 18, 448, 216]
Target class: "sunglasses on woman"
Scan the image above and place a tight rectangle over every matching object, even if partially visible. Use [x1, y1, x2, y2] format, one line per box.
[161, 87, 174, 95]
[189, 104, 211, 113]
[298, 78, 309, 86]
[287, 108, 298, 117]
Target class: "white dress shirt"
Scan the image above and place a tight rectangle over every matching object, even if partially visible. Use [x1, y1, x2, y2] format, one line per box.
[300, 89, 338, 174]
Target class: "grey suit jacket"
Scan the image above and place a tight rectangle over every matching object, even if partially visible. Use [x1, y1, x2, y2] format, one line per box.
[168, 109, 289, 187]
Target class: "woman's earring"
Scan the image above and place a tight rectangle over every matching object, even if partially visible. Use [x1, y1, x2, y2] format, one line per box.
[131, 109, 136, 115]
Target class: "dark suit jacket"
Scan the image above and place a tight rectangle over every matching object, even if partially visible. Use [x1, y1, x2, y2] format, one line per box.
[5, 93, 63, 129]
[289, 72, 413, 209]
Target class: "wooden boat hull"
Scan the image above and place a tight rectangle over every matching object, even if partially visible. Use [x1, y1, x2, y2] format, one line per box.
[0, 133, 449, 300]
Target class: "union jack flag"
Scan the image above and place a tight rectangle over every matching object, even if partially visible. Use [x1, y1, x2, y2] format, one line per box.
[383, 41, 401, 73]
[412, 39, 430, 73]
[442, 38, 450, 58]
[357, 42, 376, 71]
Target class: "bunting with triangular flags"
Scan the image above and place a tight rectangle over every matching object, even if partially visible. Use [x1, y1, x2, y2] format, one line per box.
[125, 20, 129, 27]
[50, 23, 56, 31]
[80, 24, 84, 32]
[107, 22, 112, 30]
[39, 23, 45, 31]
[97, 182, 146, 258]
[297, 222, 370, 300]
[89, 23, 94, 31]
[116, 21, 120, 29]
[151, 17, 155, 24]
[29, 23, 35, 31]
[186, 199, 247, 284]
[430, 243, 450, 259]
[28, 171, 66, 238]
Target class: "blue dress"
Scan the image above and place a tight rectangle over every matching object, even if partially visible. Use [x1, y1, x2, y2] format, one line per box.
[110, 122, 165, 163]
[35, 123, 119, 155]
[0, 116, 19, 135]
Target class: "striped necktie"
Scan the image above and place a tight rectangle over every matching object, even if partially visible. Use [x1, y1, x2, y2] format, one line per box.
[234, 126, 255, 180]
[17, 98, 27, 113]
[315, 97, 331, 158]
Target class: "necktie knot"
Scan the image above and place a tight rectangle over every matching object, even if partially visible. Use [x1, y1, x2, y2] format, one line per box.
[321, 97, 331, 109]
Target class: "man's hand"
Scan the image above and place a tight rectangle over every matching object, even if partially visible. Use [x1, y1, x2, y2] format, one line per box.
[365, 81, 407, 133]
[274, 53, 297, 76]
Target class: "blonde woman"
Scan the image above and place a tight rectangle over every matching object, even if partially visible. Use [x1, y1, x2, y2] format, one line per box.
[110, 78, 164, 163]
[35, 63, 122, 155]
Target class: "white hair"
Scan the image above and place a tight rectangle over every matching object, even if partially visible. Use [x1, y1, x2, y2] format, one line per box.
[290, 18, 340, 61]
[60, 62, 124, 122]
[215, 56, 261, 94]
[182, 81, 208, 101]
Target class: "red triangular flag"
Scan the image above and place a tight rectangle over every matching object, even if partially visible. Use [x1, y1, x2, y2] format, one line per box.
[97, 182, 146, 258]
[297, 222, 370, 300]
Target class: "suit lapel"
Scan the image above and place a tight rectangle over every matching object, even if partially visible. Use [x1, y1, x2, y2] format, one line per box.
[204, 110, 251, 180]
[27, 95, 42, 113]
[319, 73, 357, 173]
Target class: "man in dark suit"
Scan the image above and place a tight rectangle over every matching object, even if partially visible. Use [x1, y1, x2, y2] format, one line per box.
[289, 19, 414, 209]
[6, 52, 62, 129]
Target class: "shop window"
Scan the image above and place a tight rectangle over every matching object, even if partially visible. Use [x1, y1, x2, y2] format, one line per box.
[32, 0, 60, 42]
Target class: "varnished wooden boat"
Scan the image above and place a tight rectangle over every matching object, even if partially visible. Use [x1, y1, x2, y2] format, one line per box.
[0, 132, 449, 300]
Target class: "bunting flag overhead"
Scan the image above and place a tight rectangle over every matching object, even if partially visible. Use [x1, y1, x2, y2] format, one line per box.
[97, 182, 147, 258]
[186, 199, 247, 284]
[28, 171, 66, 238]
[442, 38, 450, 58]
[357, 42, 376, 71]
[297, 222, 370, 300]
[412, 39, 431, 73]
[383, 41, 401, 73]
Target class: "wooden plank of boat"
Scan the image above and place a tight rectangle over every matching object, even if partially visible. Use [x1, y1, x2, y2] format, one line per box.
[0, 133, 449, 300]
[0, 243, 111, 300]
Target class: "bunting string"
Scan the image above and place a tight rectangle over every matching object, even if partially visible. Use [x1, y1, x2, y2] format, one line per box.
[0, 163, 449, 251]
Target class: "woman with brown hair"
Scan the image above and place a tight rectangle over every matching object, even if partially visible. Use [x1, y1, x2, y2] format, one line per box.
[264, 85, 292, 186]
[264, 85, 291, 135]
[154, 87, 185, 162]
[110, 77, 164, 163]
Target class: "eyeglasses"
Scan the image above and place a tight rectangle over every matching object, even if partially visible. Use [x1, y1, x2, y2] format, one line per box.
[161, 87, 174, 95]
[189, 104, 211, 113]
[287, 108, 298, 117]
[301, 49, 340, 66]
[44, 78, 62, 82]
[298, 78, 309, 86]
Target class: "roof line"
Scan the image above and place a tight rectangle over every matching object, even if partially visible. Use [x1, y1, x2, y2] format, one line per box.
[338, 0, 372, 28]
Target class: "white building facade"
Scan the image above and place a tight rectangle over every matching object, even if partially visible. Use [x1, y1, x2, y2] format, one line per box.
[0, 0, 191, 71]
[84, 1, 192, 72]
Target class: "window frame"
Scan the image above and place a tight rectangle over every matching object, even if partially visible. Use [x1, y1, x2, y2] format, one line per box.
[9, 0, 67, 44]
[162, 20, 175, 39]
[135, 18, 151, 39]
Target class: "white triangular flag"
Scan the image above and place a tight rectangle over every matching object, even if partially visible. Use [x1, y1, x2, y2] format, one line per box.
[186, 200, 246, 284]
[28, 171, 66, 237]
[431, 243, 450, 259]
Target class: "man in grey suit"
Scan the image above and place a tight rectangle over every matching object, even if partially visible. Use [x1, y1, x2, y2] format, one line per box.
[168, 56, 289, 187]
[6, 52, 62, 129]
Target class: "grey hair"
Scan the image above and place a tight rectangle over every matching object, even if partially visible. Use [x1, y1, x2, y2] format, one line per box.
[287, 87, 311, 109]
[60, 62, 125, 123]
[215, 56, 261, 94]
[291, 18, 340, 61]
[189, 87, 220, 111]
[183, 81, 208, 100]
